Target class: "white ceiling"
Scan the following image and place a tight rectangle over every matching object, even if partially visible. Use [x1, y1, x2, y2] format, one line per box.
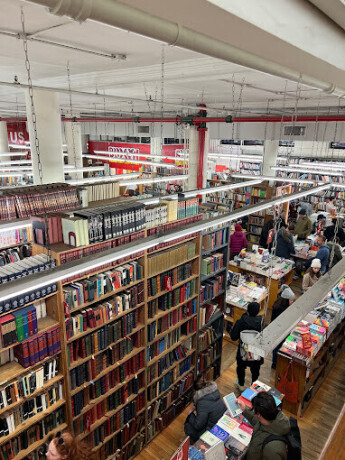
[0, 0, 344, 119]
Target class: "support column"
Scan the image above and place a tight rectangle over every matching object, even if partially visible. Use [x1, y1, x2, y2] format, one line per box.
[262, 140, 279, 176]
[185, 126, 198, 190]
[150, 137, 162, 174]
[0, 121, 10, 161]
[65, 121, 83, 180]
[25, 90, 64, 184]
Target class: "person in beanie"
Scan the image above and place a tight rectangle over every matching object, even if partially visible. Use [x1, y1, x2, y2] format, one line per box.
[230, 224, 248, 259]
[312, 214, 326, 234]
[294, 208, 312, 239]
[231, 302, 264, 391]
[184, 376, 226, 442]
[270, 285, 296, 369]
[302, 258, 322, 292]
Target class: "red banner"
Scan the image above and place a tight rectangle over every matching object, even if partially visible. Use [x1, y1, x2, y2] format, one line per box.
[170, 437, 189, 460]
[87, 141, 184, 173]
[7, 122, 29, 145]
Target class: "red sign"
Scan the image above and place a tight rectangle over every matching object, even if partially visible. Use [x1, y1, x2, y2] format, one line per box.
[88, 141, 184, 173]
[170, 437, 189, 460]
[7, 122, 29, 145]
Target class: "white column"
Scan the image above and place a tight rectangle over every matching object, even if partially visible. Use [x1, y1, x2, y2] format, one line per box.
[150, 137, 162, 174]
[65, 121, 83, 180]
[185, 126, 198, 190]
[25, 90, 64, 184]
[262, 140, 279, 176]
[0, 121, 10, 161]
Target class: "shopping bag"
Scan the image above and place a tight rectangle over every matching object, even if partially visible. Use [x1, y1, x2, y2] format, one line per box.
[277, 360, 299, 403]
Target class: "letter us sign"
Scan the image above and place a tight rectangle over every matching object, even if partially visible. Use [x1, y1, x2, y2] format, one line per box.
[7, 122, 29, 145]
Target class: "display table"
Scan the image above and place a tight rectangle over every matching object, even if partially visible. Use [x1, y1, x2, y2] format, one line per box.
[225, 284, 267, 326]
[229, 254, 294, 309]
[275, 281, 345, 416]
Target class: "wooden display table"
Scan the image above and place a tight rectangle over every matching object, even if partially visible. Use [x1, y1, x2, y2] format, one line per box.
[228, 261, 294, 309]
[275, 320, 345, 417]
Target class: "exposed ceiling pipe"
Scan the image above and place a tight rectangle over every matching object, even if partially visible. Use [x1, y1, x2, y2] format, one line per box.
[0, 81, 229, 115]
[25, 0, 345, 97]
[2, 115, 345, 123]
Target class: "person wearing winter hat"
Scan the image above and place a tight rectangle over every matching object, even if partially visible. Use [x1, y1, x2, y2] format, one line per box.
[294, 208, 312, 240]
[229, 224, 248, 260]
[302, 259, 322, 292]
[230, 302, 264, 391]
[270, 285, 296, 369]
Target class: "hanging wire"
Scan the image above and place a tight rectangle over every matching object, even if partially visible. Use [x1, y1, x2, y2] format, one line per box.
[66, 62, 78, 171]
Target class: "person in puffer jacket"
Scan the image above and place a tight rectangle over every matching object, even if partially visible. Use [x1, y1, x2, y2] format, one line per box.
[230, 224, 248, 259]
[184, 377, 226, 442]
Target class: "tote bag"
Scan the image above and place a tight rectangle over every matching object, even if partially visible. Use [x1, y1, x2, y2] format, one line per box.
[277, 361, 299, 403]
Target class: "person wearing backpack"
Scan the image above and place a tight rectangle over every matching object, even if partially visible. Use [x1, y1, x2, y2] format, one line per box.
[230, 302, 264, 392]
[237, 392, 301, 460]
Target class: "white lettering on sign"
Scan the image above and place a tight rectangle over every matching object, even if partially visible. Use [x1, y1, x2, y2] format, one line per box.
[108, 147, 140, 161]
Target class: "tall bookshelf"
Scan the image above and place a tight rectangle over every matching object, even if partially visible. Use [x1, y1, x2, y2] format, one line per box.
[197, 225, 229, 381]
[29, 222, 202, 458]
[247, 184, 273, 247]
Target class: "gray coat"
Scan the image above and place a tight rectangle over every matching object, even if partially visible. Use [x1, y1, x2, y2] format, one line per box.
[184, 382, 226, 440]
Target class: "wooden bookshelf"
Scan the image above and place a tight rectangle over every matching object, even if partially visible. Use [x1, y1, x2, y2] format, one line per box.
[197, 224, 229, 380]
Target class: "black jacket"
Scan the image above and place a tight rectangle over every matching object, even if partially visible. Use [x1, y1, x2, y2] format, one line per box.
[231, 313, 263, 360]
[184, 382, 226, 440]
[271, 297, 290, 322]
[275, 229, 295, 260]
[324, 225, 345, 243]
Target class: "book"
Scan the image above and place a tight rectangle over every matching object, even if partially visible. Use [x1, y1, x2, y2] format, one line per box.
[188, 446, 205, 460]
[209, 424, 230, 442]
[223, 393, 242, 418]
[241, 388, 258, 402]
[200, 431, 220, 447]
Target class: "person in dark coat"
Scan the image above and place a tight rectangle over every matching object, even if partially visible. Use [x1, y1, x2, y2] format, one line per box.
[184, 376, 226, 442]
[275, 226, 295, 260]
[327, 239, 343, 269]
[259, 219, 274, 249]
[230, 302, 264, 392]
[270, 285, 295, 369]
[324, 218, 345, 245]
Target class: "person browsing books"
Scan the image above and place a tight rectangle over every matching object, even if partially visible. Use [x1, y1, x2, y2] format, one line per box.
[312, 214, 326, 235]
[184, 376, 226, 442]
[46, 431, 95, 460]
[324, 218, 345, 245]
[294, 209, 312, 240]
[302, 259, 322, 292]
[275, 226, 295, 260]
[229, 224, 248, 259]
[237, 392, 291, 460]
[230, 302, 264, 392]
[271, 285, 296, 369]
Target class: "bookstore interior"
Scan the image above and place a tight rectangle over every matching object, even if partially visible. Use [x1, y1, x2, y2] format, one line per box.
[0, 1, 345, 459]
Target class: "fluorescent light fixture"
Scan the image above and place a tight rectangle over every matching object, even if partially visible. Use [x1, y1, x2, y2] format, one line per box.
[0, 160, 32, 166]
[208, 153, 263, 163]
[0, 183, 329, 303]
[140, 194, 179, 205]
[120, 175, 188, 186]
[0, 152, 28, 157]
[63, 166, 105, 173]
[92, 151, 187, 162]
[0, 172, 26, 177]
[294, 162, 345, 172]
[83, 154, 178, 169]
[231, 174, 318, 185]
[0, 167, 33, 172]
[66, 172, 140, 185]
[271, 166, 343, 177]
[181, 179, 263, 198]
[9, 144, 31, 149]
[0, 219, 32, 233]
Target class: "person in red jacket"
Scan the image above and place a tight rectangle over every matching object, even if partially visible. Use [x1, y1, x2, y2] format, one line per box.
[230, 224, 248, 259]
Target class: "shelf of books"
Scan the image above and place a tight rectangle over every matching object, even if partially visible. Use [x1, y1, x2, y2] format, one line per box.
[247, 185, 273, 248]
[197, 225, 229, 381]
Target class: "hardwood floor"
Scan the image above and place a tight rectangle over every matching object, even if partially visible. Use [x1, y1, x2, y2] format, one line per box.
[136, 341, 345, 460]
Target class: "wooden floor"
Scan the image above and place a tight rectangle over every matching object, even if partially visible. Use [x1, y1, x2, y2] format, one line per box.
[136, 340, 345, 460]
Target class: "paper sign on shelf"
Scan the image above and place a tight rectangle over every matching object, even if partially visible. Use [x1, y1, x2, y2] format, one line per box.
[204, 441, 226, 460]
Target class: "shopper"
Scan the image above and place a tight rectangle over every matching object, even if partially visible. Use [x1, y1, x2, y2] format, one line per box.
[236, 392, 291, 460]
[314, 235, 330, 274]
[294, 209, 312, 240]
[302, 259, 322, 292]
[230, 302, 264, 391]
[298, 200, 313, 216]
[324, 218, 345, 245]
[271, 285, 295, 369]
[325, 196, 337, 214]
[259, 219, 274, 249]
[230, 224, 248, 259]
[326, 238, 343, 269]
[184, 376, 226, 442]
[312, 214, 326, 234]
[46, 431, 95, 460]
[276, 226, 295, 260]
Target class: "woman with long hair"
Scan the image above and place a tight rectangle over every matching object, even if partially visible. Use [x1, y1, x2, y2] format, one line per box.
[46, 431, 95, 460]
